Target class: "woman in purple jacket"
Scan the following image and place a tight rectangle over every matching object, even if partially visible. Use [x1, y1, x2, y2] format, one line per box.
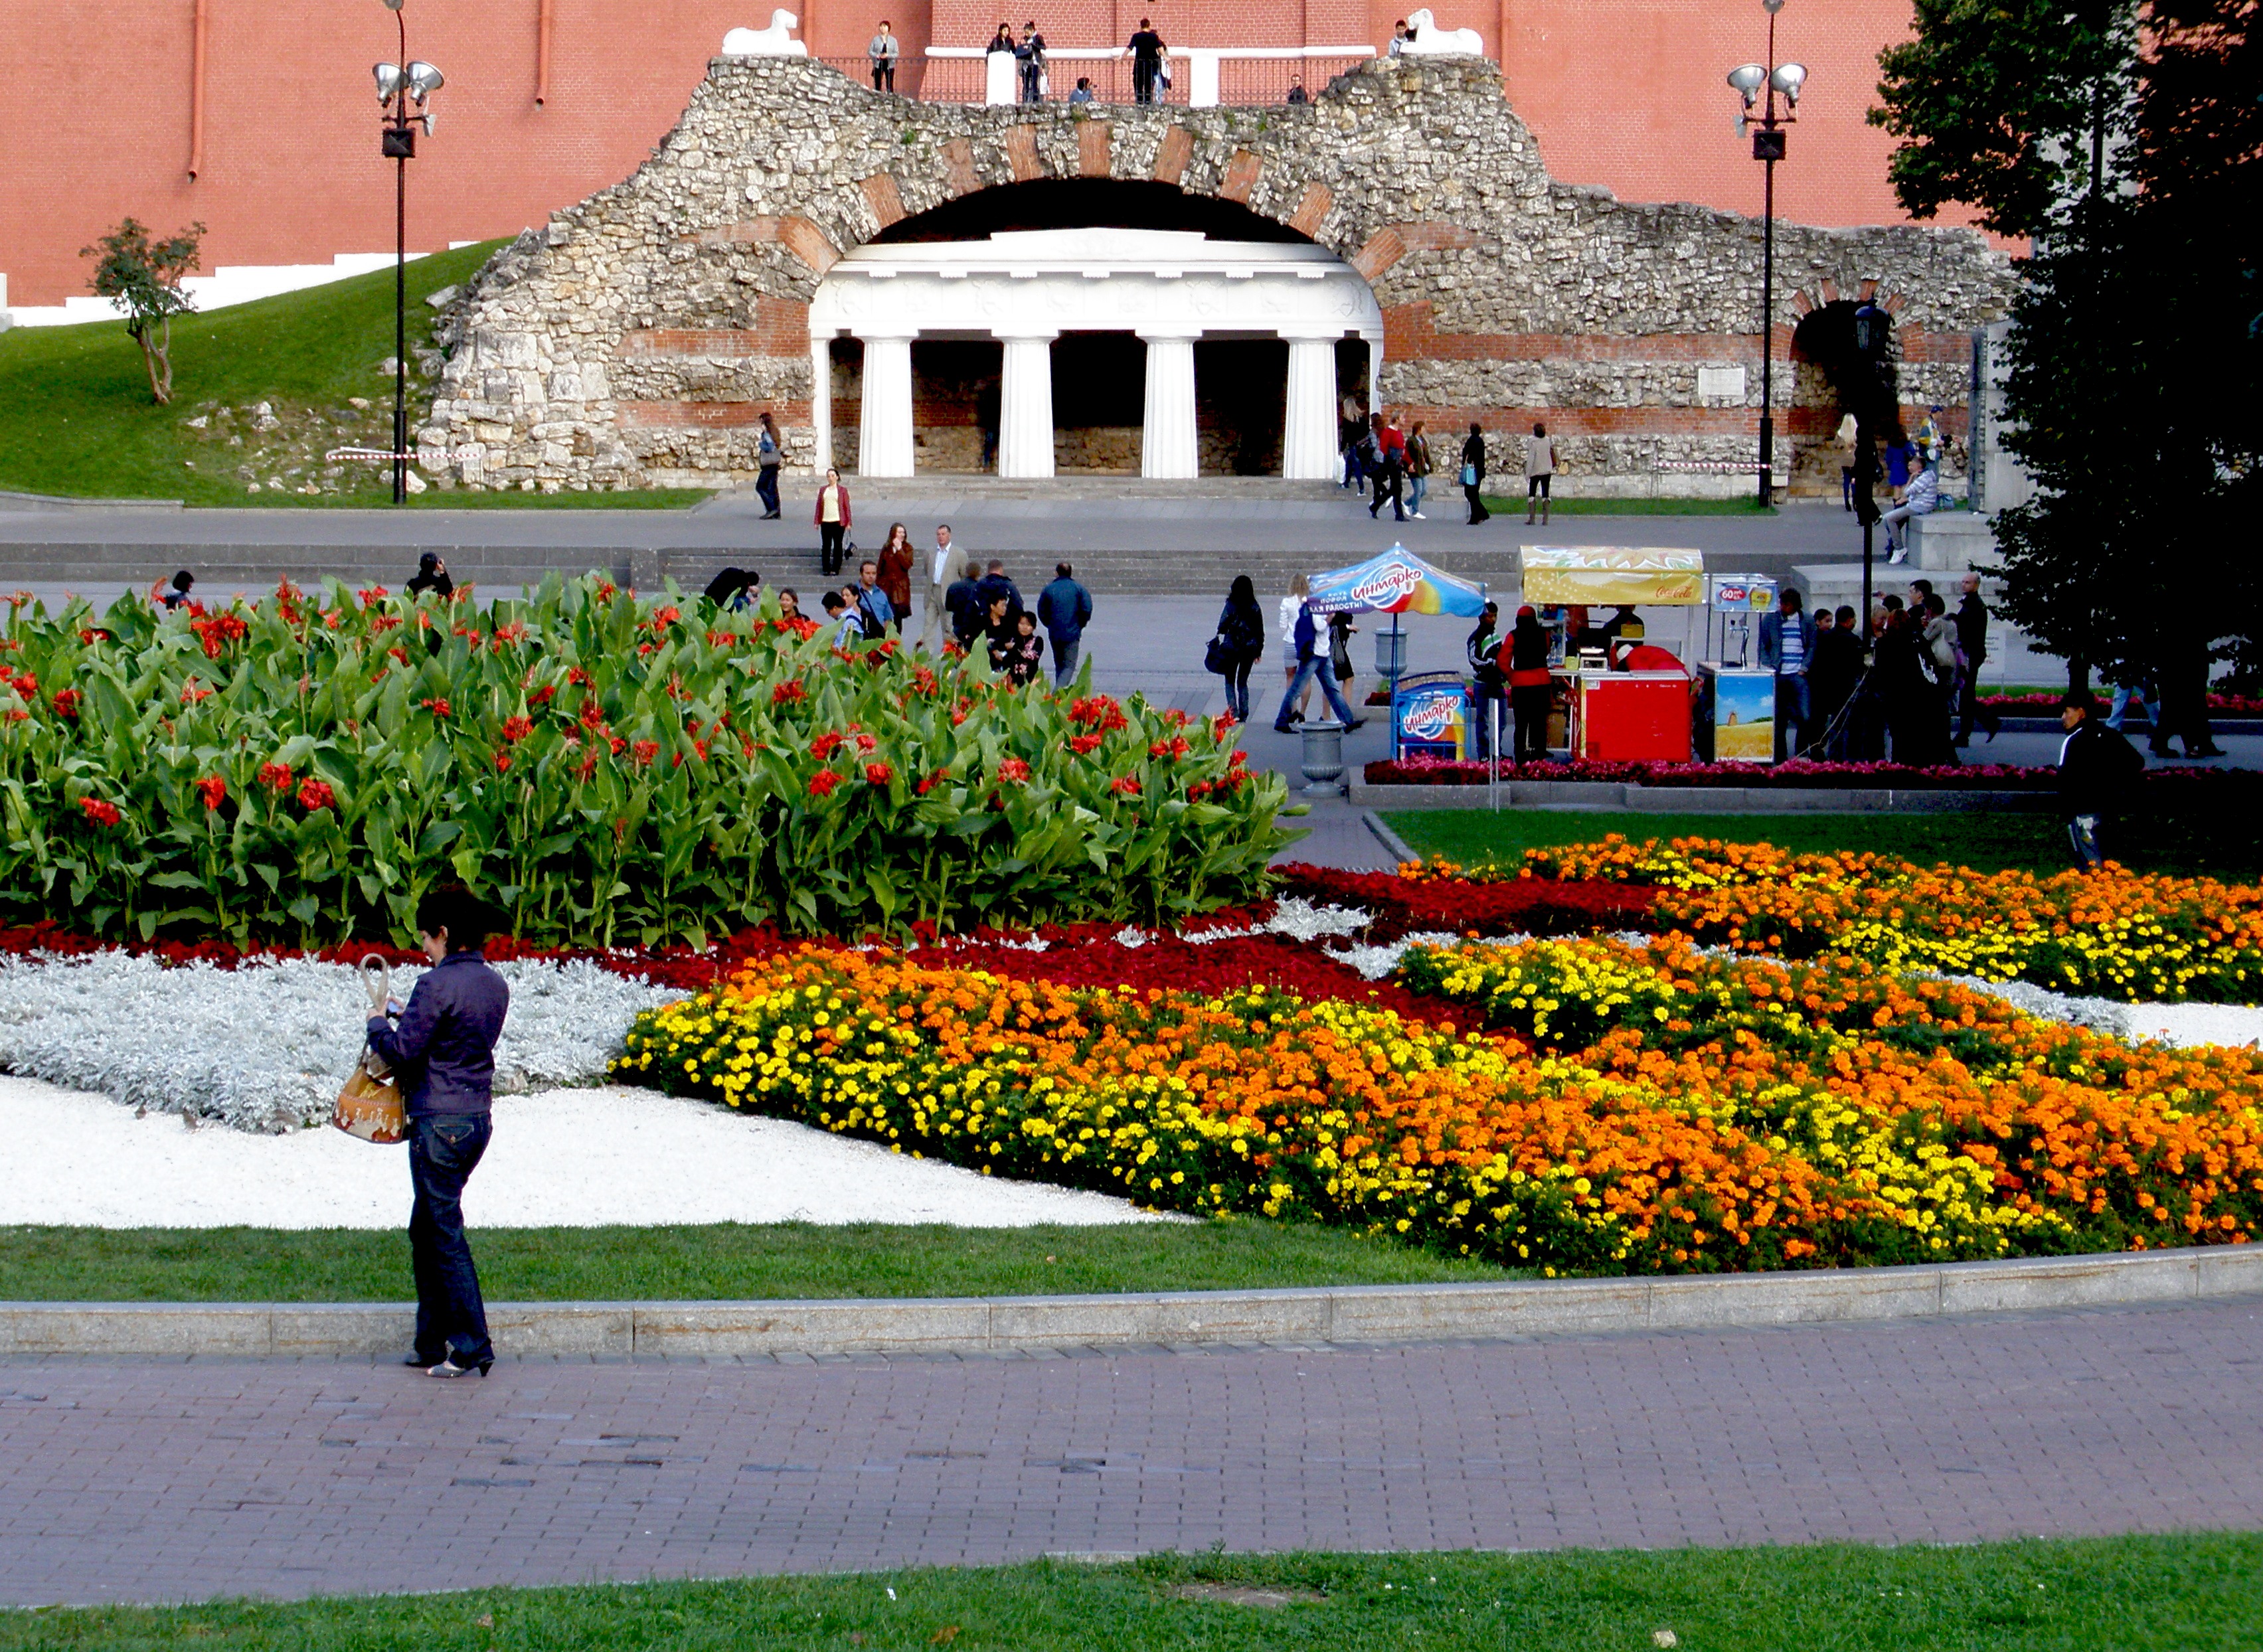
[368, 884, 511, 1378]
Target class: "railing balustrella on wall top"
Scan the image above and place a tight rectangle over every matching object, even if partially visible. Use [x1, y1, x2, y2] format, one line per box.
[807, 48, 1375, 108]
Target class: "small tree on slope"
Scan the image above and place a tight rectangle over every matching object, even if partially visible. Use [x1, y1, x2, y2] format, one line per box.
[80, 218, 205, 406]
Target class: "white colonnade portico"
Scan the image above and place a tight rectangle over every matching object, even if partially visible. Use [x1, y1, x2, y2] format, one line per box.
[806, 227, 1384, 479]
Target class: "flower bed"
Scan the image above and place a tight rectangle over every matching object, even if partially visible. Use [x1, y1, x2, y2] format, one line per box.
[1978, 691, 2263, 716]
[0, 577, 1286, 947]
[1362, 756, 2254, 788]
[1496, 837, 2263, 1004]
[615, 938, 2263, 1274]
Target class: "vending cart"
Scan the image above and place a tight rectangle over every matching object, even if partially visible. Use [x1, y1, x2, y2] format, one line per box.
[1571, 669, 1693, 762]
[1522, 546, 1705, 762]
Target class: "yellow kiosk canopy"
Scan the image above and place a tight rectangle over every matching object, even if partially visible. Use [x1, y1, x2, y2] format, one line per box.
[1521, 546, 1705, 606]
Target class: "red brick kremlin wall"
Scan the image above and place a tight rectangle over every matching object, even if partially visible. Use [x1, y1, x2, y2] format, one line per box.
[3, 0, 1976, 307]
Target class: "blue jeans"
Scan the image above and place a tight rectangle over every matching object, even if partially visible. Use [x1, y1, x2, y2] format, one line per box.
[409, 1113, 493, 1366]
[1406, 473, 1428, 517]
[754, 465, 780, 516]
[1276, 651, 1358, 728]
[1470, 684, 1506, 758]
[1220, 653, 1256, 721]
[1774, 673, 1811, 762]
[1050, 635, 1080, 689]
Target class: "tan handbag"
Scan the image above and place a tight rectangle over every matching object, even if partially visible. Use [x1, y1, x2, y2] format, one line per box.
[331, 955, 406, 1145]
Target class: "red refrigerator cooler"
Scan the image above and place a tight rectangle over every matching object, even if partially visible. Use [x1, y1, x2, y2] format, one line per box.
[1572, 671, 1692, 762]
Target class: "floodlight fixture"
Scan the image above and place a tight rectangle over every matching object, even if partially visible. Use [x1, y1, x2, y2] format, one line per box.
[1726, 63, 1767, 106]
[374, 62, 404, 102]
[406, 61, 444, 102]
[1770, 62, 1807, 104]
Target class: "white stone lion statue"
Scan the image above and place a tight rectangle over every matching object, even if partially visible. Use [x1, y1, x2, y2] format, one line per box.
[1400, 8, 1484, 54]
[722, 10, 807, 56]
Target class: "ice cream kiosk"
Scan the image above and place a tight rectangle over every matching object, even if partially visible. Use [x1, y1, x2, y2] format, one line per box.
[1520, 546, 1705, 762]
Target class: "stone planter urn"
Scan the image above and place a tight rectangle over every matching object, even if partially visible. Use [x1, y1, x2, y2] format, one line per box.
[1298, 719, 1347, 796]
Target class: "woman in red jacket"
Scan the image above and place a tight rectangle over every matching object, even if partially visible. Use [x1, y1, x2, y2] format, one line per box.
[813, 467, 853, 577]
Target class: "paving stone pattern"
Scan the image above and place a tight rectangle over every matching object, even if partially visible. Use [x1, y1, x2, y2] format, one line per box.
[3, 1298, 2259, 1606]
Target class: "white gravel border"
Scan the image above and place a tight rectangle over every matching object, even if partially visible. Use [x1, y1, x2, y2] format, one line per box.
[0, 1076, 1167, 1228]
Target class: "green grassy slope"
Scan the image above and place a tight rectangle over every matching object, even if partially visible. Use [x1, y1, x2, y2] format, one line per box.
[0, 242, 703, 509]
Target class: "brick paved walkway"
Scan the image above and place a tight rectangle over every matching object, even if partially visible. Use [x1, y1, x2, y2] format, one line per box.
[4, 1297, 2260, 1606]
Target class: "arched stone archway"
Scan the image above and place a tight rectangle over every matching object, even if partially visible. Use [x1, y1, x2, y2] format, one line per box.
[420, 56, 2017, 495]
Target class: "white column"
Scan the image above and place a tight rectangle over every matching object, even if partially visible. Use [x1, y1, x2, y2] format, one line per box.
[856, 333, 915, 478]
[1138, 331, 1199, 479]
[995, 330, 1057, 479]
[1281, 333, 1340, 480]
[1187, 50, 1222, 107]
[984, 49, 1016, 104]
[809, 335, 833, 475]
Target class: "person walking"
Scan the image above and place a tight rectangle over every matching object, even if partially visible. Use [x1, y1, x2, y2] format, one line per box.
[1339, 396, 1369, 493]
[1952, 572, 2000, 746]
[867, 19, 900, 90]
[367, 884, 510, 1379]
[920, 524, 961, 649]
[2057, 690, 2143, 869]
[875, 523, 914, 634]
[1213, 574, 1267, 722]
[1369, 412, 1406, 521]
[1327, 610, 1359, 706]
[1016, 20, 1047, 102]
[753, 412, 784, 519]
[813, 467, 851, 577]
[1404, 420, 1432, 520]
[1277, 572, 1315, 723]
[1274, 598, 1365, 732]
[1035, 561, 1093, 689]
[2151, 651, 2226, 758]
[1757, 587, 1817, 762]
[946, 558, 987, 649]
[1466, 600, 1505, 760]
[1126, 16, 1166, 103]
[1505, 604, 1553, 763]
[1523, 422, 1556, 525]
[1461, 423, 1490, 523]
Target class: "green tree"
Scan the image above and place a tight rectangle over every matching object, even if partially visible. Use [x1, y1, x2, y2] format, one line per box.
[1870, 0, 2141, 237]
[80, 218, 205, 406]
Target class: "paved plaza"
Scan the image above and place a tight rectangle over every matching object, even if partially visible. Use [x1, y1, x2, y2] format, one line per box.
[3, 1297, 2260, 1606]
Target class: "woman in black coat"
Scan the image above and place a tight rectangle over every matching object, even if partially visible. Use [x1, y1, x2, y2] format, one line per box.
[1461, 424, 1491, 525]
[1213, 575, 1268, 722]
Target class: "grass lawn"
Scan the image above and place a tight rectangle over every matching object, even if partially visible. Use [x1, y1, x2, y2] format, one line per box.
[5, 1538, 2257, 1650]
[1380, 807, 2263, 881]
[0, 1220, 1515, 1303]
[1475, 494, 1776, 517]
[0, 244, 706, 510]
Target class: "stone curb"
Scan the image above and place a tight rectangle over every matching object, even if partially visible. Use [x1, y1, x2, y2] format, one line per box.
[1351, 781, 2062, 813]
[3, 1245, 2256, 1359]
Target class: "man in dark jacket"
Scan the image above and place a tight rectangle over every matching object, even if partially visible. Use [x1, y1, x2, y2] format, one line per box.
[368, 884, 511, 1378]
[944, 559, 985, 649]
[1952, 573, 2000, 746]
[972, 560, 1023, 627]
[1756, 589, 1819, 762]
[1465, 600, 1505, 759]
[1035, 560, 1094, 689]
[2057, 691, 2145, 870]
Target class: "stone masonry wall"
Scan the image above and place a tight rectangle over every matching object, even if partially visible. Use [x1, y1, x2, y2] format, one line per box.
[420, 56, 2019, 495]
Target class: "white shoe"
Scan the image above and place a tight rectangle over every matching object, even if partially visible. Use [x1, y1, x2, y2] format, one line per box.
[1887, 549, 1907, 564]
[1410, 513, 1426, 520]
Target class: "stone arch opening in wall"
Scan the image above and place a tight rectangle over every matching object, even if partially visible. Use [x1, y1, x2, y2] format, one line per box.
[807, 177, 1384, 479]
[1789, 299, 1902, 499]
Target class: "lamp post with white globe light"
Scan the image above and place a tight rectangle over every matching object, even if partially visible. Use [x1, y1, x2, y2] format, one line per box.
[373, 0, 443, 505]
[1726, 0, 1805, 510]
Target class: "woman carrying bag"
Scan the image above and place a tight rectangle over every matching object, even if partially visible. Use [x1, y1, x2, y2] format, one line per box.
[1209, 574, 1267, 722]
[1460, 423, 1491, 525]
[367, 884, 511, 1379]
[813, 467, 853, 578]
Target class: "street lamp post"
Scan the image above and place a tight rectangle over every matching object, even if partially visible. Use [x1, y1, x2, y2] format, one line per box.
[373, 0, 442, 505]
[1726, 1, 1805, 511]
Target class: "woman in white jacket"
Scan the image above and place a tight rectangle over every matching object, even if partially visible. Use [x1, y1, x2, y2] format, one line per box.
[1276, 573, 1313, 723]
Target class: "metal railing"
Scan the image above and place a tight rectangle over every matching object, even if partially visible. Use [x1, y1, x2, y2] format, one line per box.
[807, 49, 1372, 108]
